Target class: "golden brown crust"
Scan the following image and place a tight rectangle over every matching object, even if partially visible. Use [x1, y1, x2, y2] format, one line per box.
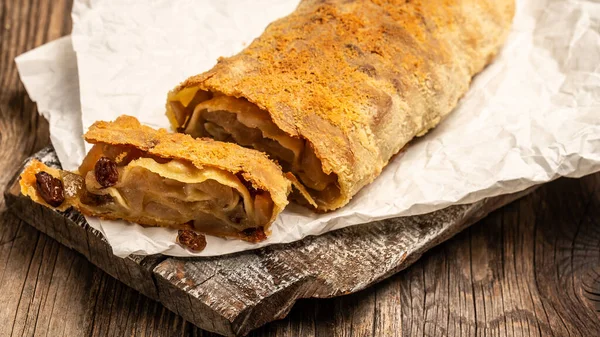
[20, 161, 270, 243]
[168, 0, 515, 210]
[20, 116, 292, 242]
[20, 160, 71, 212]
[85, 115, 291, 212]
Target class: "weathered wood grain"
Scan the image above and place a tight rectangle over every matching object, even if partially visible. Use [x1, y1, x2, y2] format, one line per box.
[2, 0, 600, 336]
[235, 173, 600, 337]
[0, 1, 186, 336]
[151, 188, 532, 336]
[6, 149, 163, 300]
[5, 147, 532, 335]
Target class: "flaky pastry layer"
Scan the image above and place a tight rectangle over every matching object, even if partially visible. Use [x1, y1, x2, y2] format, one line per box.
[167, 0, 515, 211]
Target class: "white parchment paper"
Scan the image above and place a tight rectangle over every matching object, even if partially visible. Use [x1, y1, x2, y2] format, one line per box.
[15, 36, 85, 172]
[16, 0, 600, 257]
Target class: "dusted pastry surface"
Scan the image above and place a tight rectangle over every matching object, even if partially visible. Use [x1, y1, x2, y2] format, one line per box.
[167, 0, 515, 210]
[20, 116, 291, 242]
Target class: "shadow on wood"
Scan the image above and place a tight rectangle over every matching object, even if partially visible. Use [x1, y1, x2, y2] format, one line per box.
[4, 147, 536, 336]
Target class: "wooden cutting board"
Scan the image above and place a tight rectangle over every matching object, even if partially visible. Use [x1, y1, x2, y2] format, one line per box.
[4, 146, 534, 336]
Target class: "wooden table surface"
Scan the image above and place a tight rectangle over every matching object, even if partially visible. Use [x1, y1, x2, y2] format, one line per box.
[1, 1, 599, 336]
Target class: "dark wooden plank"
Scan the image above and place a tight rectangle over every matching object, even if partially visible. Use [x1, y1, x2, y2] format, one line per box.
[5, 148, 164, 301]
[233, 173, 600, 337]
[150, 179, 533, 336]
[7, 193, 163, 301]
[6, 146, 532, 336]
[0, 0, 188, 336]
[2, 0, 600, 336]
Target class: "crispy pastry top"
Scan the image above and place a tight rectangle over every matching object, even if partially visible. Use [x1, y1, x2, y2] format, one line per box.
[171, 0, 515, 210]
[85, 116, 291, 208]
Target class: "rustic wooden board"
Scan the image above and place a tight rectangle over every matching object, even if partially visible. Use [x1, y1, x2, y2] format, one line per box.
[5, 146, 534, 336]
[4, 1, 600, 335]
[4, 148, 163, 301]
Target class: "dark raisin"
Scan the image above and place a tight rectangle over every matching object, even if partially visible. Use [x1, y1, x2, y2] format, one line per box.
[177, 230, 207, 252]
[242, 227, 267, 242]
[35, 171, 65, 207]
[94, 157, 119, 188]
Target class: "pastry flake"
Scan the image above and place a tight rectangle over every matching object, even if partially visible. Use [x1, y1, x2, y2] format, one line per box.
[166, 0, 516, 211]
[20, 116, 291, 243]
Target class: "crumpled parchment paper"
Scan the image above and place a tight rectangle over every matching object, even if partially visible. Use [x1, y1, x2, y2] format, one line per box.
[15, 0, 600, 257]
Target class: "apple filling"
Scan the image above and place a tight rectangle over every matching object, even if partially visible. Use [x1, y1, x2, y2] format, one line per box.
[38, 147, 276, 241]
[83, 157, 273, 232]
[168, 91, 340, 207]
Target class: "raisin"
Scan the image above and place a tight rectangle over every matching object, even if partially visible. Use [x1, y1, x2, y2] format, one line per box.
[242, 227, 267, 242]
[94, 157, 118, 188]
[35, 171, 65, 207]
[177, 230, 207, 252]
